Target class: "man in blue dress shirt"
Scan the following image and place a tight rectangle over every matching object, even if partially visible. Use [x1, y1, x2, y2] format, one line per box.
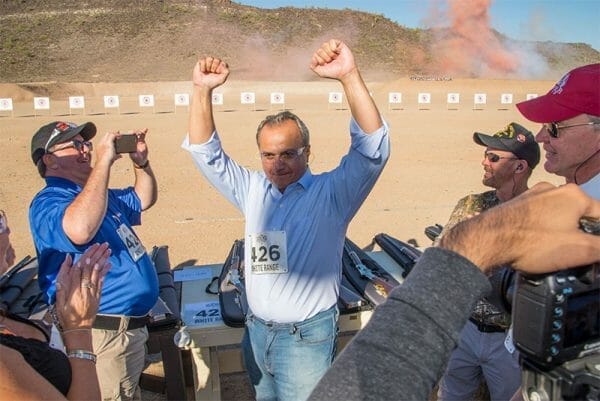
[182, 39, 390, 401]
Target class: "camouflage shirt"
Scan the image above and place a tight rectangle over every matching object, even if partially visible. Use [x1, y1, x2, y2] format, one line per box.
[437, 190, 512, 329]
[435, 190, 500, 243]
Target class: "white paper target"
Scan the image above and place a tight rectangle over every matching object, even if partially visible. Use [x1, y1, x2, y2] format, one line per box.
[174, 93, 189, 106]
[0, 98, 13, 111]
[500, 93, 513, 104]
[34, 97, 50, 110]
[139, 95, 155, 107]
[69, 96, 85, 109]
[212, 93, 223, 105]
[388, 92, 402, 104]
[328, 92, 343, 104]
[270, 92, 285, 104]
[104, 95, 120, 108]
[447, 93, 460, 104]
[241, 92, 256, 104]
[418, 93, 431, 104]
[474, 93, 487, 104]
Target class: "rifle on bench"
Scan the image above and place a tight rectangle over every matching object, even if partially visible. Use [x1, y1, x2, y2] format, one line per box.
[342, 239, 399, 305]
[373, 233, 421, 278]
[218, 239, 248, 327]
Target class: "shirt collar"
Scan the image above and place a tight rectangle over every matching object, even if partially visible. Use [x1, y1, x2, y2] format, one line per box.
[267, 168, 314, 196]
[296, 168, 313, 189]
[45, 176, 81, 190]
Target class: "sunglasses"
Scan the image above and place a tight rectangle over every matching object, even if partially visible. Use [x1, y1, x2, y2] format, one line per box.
[48, 139, 93, 153]
[484, 152, 517, 163]
[260, 146, 306, 162]
[0, 210, 7, 235]
[544, 121, 598, 138]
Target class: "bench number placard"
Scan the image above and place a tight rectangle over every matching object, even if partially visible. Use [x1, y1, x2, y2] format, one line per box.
[184, 301, 223, 326]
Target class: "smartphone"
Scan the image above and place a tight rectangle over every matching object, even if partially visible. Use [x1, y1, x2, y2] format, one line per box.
[114, 134, 138, 154]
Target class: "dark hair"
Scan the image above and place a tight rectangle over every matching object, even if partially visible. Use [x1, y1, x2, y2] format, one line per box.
[36, 158, 47, 178]
[256, 111, 310, 146]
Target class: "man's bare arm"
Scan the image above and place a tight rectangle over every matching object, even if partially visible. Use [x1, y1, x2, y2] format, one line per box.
[310, 39, 382, 134]
[189, 57, 230, 144]
[62, 133, 116, 245]
[440, 183, 600, 273]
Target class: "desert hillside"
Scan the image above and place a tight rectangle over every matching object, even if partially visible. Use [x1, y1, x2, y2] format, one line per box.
[1, 0, 599, 86]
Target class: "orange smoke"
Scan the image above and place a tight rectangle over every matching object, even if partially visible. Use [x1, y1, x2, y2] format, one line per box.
[430, 0, 520, 77]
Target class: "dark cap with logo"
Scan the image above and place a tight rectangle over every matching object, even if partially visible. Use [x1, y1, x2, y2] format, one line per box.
[31, 121, 96, 165]
[473, 122, 540, 169]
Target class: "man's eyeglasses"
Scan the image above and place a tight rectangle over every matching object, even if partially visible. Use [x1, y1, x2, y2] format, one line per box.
[0, 210, 7, 235]
[484, 152, 517, 163]
[544, 122, 599, 138]
[260, 146, 306, 162]
[48, 139, 93, 154]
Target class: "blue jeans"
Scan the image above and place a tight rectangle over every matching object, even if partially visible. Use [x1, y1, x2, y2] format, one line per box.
[242, 305, 339, 401]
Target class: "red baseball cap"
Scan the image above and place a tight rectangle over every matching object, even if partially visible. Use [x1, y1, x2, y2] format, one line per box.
[516, 63, 600, 123]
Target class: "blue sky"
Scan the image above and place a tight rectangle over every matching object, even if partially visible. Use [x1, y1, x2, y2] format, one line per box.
[236, 0, 600, 51]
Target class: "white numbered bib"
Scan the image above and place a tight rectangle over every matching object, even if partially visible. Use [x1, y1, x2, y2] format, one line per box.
[504, 326, 515, 354]
[49, 324, 66, 353]
[116, 223, 146, 261]
[248, 231, 288, 274]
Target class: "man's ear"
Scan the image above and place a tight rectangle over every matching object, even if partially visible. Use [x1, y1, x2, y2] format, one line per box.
[42, 153, 57, 170]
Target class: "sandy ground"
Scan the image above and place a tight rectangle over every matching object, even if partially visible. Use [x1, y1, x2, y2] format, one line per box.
[0, 77, 563, 399]
[0, 77, 563, 265]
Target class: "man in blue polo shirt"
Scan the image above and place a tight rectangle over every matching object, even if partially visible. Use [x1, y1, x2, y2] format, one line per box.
[29, 121, 159, 401]
[182, 39, 390, 401]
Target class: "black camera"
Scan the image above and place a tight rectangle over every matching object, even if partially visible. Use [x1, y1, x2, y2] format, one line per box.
[511, 217, 600, 401]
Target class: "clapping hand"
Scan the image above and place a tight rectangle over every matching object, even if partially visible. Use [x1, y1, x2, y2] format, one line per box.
[55, 243, 112, 331]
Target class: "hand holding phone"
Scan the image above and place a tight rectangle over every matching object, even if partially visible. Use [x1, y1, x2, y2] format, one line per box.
[114, 134, 138, 154]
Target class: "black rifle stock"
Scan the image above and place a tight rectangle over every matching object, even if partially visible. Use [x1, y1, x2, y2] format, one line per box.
[373, 233, 421, 278]
[338, 281, 368, 311]
[0, 255, 33, 290]
[0, 255, 36, 310]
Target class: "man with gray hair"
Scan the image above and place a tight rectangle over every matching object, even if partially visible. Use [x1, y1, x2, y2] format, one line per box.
[516, 63, 600, 199]
[182, 39, 389, 401]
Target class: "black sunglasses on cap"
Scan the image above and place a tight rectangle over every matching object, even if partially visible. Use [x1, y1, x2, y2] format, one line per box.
[484, 152, 517, 163]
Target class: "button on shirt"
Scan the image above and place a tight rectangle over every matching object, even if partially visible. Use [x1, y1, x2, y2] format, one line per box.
[182, 118, 389, 323]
